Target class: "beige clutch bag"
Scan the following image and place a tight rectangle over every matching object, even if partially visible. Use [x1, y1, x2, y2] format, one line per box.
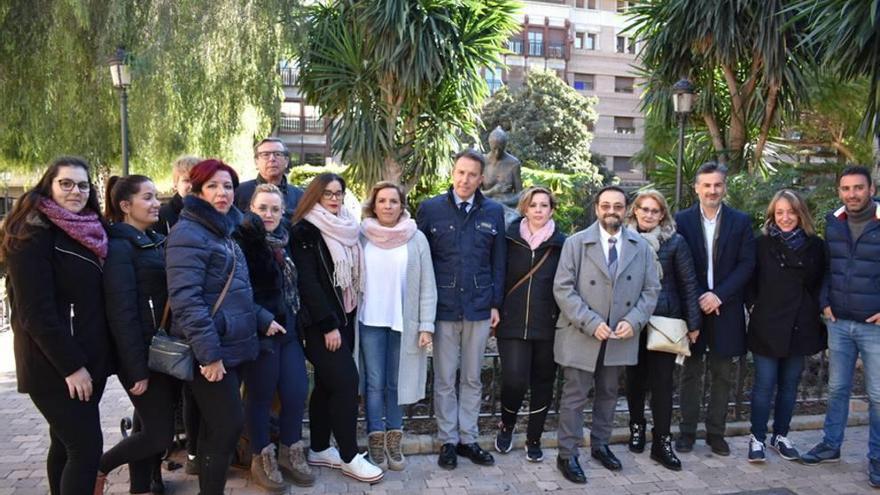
[646, 315, 691, 357]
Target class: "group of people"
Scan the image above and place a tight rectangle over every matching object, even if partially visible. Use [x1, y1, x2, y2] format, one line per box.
[1, 137, 878, 494]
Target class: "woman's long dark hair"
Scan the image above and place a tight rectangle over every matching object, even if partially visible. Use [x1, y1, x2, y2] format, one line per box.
[292, 173, 346, 223]
[0, 156, 101, 262]
[104, 175, 152, 224]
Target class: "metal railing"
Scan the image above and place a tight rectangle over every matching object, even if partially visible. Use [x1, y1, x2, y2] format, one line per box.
[280, 67, 299, 87]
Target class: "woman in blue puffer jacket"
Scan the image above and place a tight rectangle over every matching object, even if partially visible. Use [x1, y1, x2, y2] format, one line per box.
[165, 159, 278, 495]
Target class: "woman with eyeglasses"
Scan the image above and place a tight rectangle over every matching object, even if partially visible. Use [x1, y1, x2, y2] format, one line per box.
[235, 184, 312, 491]
[165, 159, 272, 495]
[97, 175, 177, 495]
[290, 173, 383, 484]
[623, 190, 701, 471]
[1, 157, 111, 495]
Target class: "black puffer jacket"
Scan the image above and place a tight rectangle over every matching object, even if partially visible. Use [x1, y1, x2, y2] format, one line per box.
[234, 212, 297, 345]
[496, 219, 566, 341]
[103, 222, 167, 389]
[652, 232, 702, 331]
[155, 193, 183, 236]
[290, 219, 347, 335]
[6, 213, 112, 395]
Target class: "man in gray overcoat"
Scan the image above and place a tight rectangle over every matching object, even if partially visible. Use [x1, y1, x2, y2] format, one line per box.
[553, 185, 660, 484]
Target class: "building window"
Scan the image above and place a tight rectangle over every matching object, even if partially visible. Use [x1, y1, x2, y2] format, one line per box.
[616, 36, 636, 54]
[579, 0, 598, 8]
[576, 0, 584, 8]
[485, 67, 504, 94]
[280, 101, 302, 133]
[304, 105, 324, 133]
[614, 117, 636, 134]
[528, 31, 544, 56]
[586, 33, 597, 50]
[575, 32, 584, 50]
[614, 76, 635, 94]
[589, 0, 597, 8]
[617, 0, 630, 12]
[508, 38, 523, 55]
[613, 156, 634, 172]
[573, 73, 595, 91]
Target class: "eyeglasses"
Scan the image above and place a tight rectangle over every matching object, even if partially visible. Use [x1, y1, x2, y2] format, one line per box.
[322, 190, 344, 200]
[638, 206, 663, 216]
[598, 203, 625, 212]
[255, 151, 289, 160]
[56, 179, 90, 193]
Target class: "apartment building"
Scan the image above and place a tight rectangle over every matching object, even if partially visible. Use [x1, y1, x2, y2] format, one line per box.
[490, 0, 645, 180]
[276, 62, 332, 166]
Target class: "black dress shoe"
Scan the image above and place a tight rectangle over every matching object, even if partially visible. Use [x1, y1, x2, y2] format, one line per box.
[706, 434, 730, 456]
[675, 433, 695, 453]
[438, 443, 457, 470]
[556, 455, 587, 484]
[591, 445, 622, 471]
[456, 442, 495, 466]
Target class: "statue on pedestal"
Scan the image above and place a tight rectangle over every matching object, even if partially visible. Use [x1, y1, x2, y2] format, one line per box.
[481, 126, 523, 226]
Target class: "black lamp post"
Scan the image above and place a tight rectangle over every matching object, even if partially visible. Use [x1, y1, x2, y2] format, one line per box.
[672, 78, 695, 211]
[109, 47, 132, 176]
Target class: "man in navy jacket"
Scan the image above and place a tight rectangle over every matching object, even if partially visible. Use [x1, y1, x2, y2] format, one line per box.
[674, 162, 755, 456]
[235, 137, 304, 219]
[802, 166, 880, 488]
[417, 149, 506, 470]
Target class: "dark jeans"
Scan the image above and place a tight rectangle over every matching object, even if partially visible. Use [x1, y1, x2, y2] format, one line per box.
[99, 372, 179, 493]
[30, 379, 106, 495]
[750, 353, 805, 442]
[182, 383, 200, 457]
[626, 331, 676, 435]
[304, 313, 359, 462]
[244, 336, 309, 452]
[679, 352, 735, 437]
[188, 366, 244, 495]
[498, 338, 556, 441]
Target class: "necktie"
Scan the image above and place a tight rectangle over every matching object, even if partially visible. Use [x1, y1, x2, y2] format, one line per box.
[459, 201, 469, 216]
[608, 236, 618, 278]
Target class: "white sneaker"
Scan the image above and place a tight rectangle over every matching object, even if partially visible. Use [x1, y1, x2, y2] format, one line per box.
[341, 452, 384, 483]
[307, 446, 342, 469]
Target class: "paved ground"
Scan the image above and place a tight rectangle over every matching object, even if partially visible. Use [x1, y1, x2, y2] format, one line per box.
[0, 329, 876, 494]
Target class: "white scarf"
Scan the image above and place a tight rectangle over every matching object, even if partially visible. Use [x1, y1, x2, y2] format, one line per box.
[304, 203, 365, 313]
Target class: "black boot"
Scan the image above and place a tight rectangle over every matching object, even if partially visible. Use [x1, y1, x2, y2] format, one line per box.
[150, 455, 165, 494]
[650, 434, 682, 471]
[198, 454, 229, 495]
[628, 420, 646, 453]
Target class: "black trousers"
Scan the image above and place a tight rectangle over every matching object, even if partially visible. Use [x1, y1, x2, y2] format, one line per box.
[182, 381, 200, 457]
[498, 338, 556, 442]
[188, 366, 244, 495]
[99, 372, 179, 493]
[304, 313, 359, 462]
[30, 379, 106, 495]
[625, 331, 676, 435]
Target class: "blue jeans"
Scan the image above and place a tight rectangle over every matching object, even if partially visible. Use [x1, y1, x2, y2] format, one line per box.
[359, 324, 403, 433]
[823, 318, 880, 461]
[749, 353, 805, 442]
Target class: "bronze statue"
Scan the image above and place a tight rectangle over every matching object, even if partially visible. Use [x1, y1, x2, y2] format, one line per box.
[482, 126, 524, 226]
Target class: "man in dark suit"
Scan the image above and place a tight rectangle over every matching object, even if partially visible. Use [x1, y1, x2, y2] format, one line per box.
[674, 162, 755, 456]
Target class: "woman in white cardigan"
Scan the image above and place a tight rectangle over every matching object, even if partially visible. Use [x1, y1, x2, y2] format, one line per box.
[359, 181, 437, 471]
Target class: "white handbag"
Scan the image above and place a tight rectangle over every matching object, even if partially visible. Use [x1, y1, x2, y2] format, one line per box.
[646, 315, 691, 357]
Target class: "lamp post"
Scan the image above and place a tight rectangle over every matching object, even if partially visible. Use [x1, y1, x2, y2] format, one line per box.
[672, 78, 695, 212]
[108, 47, 132, 176]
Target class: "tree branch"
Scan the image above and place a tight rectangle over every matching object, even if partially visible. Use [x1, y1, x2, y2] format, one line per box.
[703, 111, 727, 163]
[752, 81, 779, 172]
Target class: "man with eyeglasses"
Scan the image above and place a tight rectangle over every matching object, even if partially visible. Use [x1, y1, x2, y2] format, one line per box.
[674, 162, 755, 457]
[552, 185, 659, 484]
[235, 138, 304, 218]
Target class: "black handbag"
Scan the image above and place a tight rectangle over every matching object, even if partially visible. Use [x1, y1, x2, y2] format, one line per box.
[148, 252, 237, 381]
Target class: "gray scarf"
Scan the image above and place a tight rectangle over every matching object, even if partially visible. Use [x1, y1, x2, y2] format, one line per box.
[266, 227, 300, 313]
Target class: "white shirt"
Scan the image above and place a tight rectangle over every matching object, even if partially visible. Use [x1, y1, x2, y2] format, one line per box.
[453, 192, 475, 214]
[359, 242, 408, 331]
[700, 206, 720, 290]
[598, 225, 621, 267]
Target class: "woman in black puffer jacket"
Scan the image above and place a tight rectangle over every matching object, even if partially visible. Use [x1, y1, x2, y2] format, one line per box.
[165, 159, 276, 495]
[624, 190, 701, 471]
[98, 175, 178, 494]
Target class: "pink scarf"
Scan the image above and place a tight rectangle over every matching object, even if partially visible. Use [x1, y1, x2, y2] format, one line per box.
[520, 218, 555, 251]
[304, 203, 364, 313]
[37, 197, 108, 261]
[360, 210, 417, 249]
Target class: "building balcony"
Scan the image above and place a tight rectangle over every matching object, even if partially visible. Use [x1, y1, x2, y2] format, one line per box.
[280, 67, 299, 87]
[279, 116, 326, 134]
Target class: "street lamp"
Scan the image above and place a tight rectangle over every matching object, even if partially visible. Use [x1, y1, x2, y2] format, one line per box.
[672, 78, 695, 212]
[108, 47, 132, 176]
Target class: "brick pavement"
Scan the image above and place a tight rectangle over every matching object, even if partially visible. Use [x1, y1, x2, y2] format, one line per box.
[0, 366, 876, 495]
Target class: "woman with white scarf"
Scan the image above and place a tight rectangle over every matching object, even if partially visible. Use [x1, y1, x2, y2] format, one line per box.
[290, 173, 383, 484]
[359, 181, 437, 471]
[623, 190, 702, 471]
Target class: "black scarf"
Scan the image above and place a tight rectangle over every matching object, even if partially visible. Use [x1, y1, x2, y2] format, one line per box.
[266, 227, 300, 313]
[768, 223, 807, 251]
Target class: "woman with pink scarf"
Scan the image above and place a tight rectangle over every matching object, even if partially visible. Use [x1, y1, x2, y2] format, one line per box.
[358, 181, 437, 471]
[493, 186, 566, 463]
[290, 173, 383, 484]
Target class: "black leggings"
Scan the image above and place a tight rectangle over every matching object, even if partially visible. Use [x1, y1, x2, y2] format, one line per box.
[30, 379, 106, 495]
[498, 338, 556, 442]
[305, 314, 359, 462]
[99, 372, 179, 493]
[625, 331, 676, 435]
[188, 366, 244, 495]
[182, 382, 200, 457]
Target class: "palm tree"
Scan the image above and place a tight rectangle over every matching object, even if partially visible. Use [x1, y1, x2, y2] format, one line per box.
[297, 0, 519, 187]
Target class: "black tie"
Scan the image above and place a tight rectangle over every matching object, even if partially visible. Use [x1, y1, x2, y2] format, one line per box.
[608, 237, 618, 277]
[459, 201, 469, 216]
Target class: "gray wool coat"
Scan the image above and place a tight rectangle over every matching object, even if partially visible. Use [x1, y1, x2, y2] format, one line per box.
[553, 222, 660, 373]
[358, 229, 437, 405]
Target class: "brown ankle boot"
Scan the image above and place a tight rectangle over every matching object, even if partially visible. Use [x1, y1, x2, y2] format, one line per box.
[279, 440, 315, 487]
[250, 444, 287, 492]
[368, 431, 386, 466]
[386, 429, 406, 471]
